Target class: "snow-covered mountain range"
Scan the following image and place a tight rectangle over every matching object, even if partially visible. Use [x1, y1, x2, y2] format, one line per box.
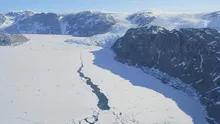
[1, 10, 220, 49]
[0, 10, 220, 36]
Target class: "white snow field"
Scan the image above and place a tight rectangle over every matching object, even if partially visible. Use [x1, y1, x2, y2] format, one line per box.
[0, 34, 208, 124]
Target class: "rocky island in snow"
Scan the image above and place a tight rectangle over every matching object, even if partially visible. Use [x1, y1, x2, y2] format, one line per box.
[0, 33, 29, 45]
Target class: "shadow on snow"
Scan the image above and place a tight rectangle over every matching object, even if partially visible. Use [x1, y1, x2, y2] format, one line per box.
[91, 48, 207, 124]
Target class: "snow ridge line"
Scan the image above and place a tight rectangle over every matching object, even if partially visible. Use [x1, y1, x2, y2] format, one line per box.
[77, 53, 110, 111]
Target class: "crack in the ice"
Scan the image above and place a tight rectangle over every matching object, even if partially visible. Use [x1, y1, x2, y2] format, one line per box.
[112, 111, 140, 124]
[84, 112, 99, 124]
[69, 110, 100, 124]
[74, 53, 140, 124]
[69, 110, 140, 124]
[77, 53, 110, 111]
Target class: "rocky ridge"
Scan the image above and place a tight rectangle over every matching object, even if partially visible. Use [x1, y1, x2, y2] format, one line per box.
[112, 26, 220, 124]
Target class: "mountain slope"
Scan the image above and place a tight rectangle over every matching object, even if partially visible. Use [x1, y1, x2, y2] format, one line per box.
[4, 13, 61, 34]
[60, 11, 117, 36]
[204, 11, 220, 31]
[112, 26, 220, 123]
[127, 10, 220, 32]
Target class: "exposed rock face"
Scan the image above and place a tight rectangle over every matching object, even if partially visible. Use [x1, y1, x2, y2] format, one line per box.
[5, 11, 34, 17]
[2, 11, 117, 37]
[127, 11, 156, 26]
[60, 11, 116, 36]
[112, 26, 220, 124]
[0, 14, 6, 25]
[5, 10, 35, 23]
[4, 13, 61, 34]
[0, 33, 29, 45]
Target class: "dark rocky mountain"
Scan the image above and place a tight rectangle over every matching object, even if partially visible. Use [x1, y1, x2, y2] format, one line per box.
[5, 10, 35, 23]
[112, 26, 220, 124]
[5, 11, 34, 17]
[60, 11, 116, 36]
[0, 33, 29, 45]
[127, 11, 156, 26]
[3, 13, 61, 34]
[1, 11, 117, 37]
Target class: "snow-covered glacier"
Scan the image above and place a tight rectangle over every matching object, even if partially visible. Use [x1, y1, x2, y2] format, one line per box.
[0, 34, 208, 124]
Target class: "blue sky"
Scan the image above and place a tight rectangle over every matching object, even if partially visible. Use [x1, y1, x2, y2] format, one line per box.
[1, 0, 220, 13]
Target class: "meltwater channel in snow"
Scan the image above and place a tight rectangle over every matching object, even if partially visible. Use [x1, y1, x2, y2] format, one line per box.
[0, 34, 208, 124]
[77, 53, 110, 111]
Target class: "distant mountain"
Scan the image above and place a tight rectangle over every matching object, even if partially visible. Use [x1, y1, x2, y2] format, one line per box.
[60, 11, 117, 36]
[112, 26, 220, 124]
[203, 11, 220, 31]
[4, 13, 61, 34]
[0, 11, 117, 37]
[5, 10, 35, 23]
[127, 10, 220, 32]
[127, 10, 156, 26]
[0, 10, 220, 37]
